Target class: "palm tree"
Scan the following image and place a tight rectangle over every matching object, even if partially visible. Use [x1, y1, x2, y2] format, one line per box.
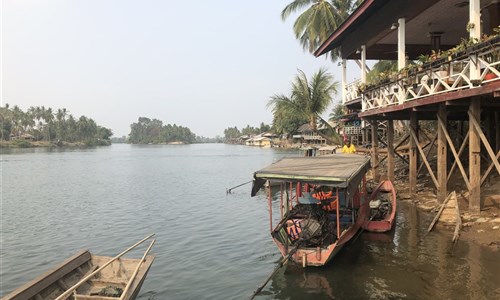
[268, 68, 340, 144]
[281, 0, 361, 61]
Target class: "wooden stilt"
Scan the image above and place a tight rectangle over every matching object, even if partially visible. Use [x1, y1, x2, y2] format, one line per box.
[387, 120, 395, 182]
[437, 104, 447, 203]
[406, 124, 439, 189]
[469, 98, 481, 213]
[371, 120, 379, 181]
[495, 112, 500, 152]
[409, 112, 418, 196]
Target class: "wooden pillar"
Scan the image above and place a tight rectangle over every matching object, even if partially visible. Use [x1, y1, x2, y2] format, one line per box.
[469, 98, 481, 213]
[361, 45, 367, 84]
[469, 0, 481, 82]
[371, 120, 379, 181]
[387, 119, 395, 182]
[341, 59, 347, 104]
[437, 104, 447, 203]
[496, 112, 500, 152]
[409, 112, 418, 196]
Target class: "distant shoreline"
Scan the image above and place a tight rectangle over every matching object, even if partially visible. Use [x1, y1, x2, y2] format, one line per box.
[0, 140, 111, 148]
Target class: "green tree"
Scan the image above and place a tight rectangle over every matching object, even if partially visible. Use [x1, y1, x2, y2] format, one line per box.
[281, 0, 361, 61]
[268, 68, 339, 143]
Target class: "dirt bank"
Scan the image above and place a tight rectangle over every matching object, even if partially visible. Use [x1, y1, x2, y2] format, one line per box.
[393, 172, 500, 251]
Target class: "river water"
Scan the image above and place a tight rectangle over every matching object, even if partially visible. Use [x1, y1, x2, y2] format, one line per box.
[1, 144, 499, 299]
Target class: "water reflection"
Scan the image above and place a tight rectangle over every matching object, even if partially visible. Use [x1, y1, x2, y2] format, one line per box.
[261, 201, 500, 300]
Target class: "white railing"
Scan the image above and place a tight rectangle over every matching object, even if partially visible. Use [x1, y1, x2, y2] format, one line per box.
[361, 39, 500, 111]
[344, 79, 361, 103]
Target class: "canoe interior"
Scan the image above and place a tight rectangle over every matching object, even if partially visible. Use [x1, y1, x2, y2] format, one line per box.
[2, 250, 155, 300]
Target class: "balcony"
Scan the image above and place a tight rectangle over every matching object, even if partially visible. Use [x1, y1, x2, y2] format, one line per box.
[346, 36, 500, 112]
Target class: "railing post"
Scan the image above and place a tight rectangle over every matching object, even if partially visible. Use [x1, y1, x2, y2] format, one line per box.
[469, 0, 481, 84]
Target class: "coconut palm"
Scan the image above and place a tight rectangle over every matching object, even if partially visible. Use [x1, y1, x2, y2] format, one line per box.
[281, 0, 361, 60]
[268, 68, 340, 144]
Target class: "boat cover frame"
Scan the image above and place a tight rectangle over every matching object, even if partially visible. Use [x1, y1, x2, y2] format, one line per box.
[251, 154, 371, 197]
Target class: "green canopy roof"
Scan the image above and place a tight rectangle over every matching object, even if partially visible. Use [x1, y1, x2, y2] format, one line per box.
[251, 154, 370, 196]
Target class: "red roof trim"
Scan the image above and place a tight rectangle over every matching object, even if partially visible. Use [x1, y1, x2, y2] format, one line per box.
[314, 0, 376, 57]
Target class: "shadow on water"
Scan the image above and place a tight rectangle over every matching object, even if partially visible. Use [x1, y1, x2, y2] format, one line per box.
[262, 201, 500, 300]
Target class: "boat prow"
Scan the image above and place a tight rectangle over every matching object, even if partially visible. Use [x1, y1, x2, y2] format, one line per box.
[2, 249, 155, 300]
[363, 180, 397, 233]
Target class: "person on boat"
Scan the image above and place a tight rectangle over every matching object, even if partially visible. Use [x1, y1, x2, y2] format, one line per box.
[342, 141, 356, 154]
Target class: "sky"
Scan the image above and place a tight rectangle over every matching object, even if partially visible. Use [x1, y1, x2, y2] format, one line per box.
[1, 0, 360, 138]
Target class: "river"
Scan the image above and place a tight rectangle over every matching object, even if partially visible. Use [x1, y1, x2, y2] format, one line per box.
[1, 144, 499, 299]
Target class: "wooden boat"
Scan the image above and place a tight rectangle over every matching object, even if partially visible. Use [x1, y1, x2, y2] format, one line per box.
[3, 237, 155, 300]
[251, 154, 371, 267]
[362, 180, 397, 233]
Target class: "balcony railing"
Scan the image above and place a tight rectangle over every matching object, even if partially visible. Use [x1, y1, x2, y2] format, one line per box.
[351, 38, 500, 112]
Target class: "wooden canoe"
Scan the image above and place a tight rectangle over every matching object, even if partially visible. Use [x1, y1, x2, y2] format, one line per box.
[362, 180, 397, 233]
[2, 250, 155, 300]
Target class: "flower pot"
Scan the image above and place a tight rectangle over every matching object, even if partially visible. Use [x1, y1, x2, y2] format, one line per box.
[484, 73, 498, 80]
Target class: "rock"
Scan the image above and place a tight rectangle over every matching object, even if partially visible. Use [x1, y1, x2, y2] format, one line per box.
[475, 218, 488, 223]
[490, 218, 500, 223]
[477, 229, 485, 233]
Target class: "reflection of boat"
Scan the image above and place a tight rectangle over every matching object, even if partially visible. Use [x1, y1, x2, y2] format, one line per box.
[3, 248, 155, 300]
[363, 180, 397, 233]
[251, 155, 371, 267]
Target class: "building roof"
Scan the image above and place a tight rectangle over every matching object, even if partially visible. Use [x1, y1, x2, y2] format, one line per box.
[251, 155, 370, 196]
[315, 0, 498, 60]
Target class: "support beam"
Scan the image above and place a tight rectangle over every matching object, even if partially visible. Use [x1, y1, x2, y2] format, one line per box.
[361, 45, 367, 84]
[409, 112, 418, 196]
[447, 131, 470, 183]
[495, 111, 500, 152]
[397, 18, 406, 71]
[437, 104, 447, 203]
[469, 98, 481, 213]
[469, 0, 481, 81]
[407, 124, 440, 190]
[482, 151, 500, 186]
[417, 133, 437, 176]
[341, 59, 347, 104]
[387, 120, 395, 182]
[371, 120, 379, 181]
[468, 110, 500, 175]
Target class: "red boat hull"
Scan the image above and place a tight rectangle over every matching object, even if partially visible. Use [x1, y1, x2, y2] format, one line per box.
[362, 180, 397, 233]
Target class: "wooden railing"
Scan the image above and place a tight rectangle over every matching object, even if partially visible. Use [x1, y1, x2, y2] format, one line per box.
[358, 38, 500, 111]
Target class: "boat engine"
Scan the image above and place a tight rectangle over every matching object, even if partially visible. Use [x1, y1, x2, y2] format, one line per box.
[369, 199, 390, 220]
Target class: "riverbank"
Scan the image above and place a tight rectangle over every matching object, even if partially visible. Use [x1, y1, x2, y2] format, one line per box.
[392, 171, 500, 251]
[0, 140, 111, 148]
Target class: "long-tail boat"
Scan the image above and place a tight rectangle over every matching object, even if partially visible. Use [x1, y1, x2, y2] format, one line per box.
[363, 180, 397, 233]
[2, 236, 155, 300]
[251, 154, 371, 267]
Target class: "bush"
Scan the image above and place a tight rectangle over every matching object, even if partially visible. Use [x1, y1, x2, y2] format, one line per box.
[12, 139, 32, 148]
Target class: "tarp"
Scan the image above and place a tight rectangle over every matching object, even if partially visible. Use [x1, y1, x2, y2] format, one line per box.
[251, 154, 370, 197]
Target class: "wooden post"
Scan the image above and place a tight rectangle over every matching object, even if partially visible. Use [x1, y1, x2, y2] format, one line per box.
[437, 104, 447, 203]
[387, 119, 395, 182]
[409, 112, 418, 196]
[371, 120, 379, 181]
[469, 98, 481, 213]
[495, 112, 500, 152]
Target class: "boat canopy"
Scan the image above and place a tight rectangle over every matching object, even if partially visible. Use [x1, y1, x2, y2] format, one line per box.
[251, 154, 370, 197]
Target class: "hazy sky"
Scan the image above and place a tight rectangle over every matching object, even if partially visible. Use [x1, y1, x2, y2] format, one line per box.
[2, 0, 359, 138]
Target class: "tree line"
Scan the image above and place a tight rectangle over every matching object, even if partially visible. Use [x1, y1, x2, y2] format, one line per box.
[223, 123, 271, 140]
[128, 117, 197, 144]
[0, 104, 112, 146]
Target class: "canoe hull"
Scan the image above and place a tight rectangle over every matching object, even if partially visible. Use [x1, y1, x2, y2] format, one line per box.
[362, 180, 397, 233]
[2, 250, 155, 300]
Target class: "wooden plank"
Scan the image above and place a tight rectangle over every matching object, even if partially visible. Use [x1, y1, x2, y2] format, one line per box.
[468, 110, 500, 175]
[437, 116, 471, 190]
[447, 131, 470, 182]
[409, 113, 417, 195]
[371, 120, 379, 180]
[437, 104, 447, 203]
[481, 151, 500, 186]
[469, 99, 481, 213]
[427, 192, 455, 233]
[406, 123, 440, 189]
[452, 191, 462, 243]
[417, 133, 437, 176]
[1, 250, 91, 300]
[387, 120, 395, 181]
